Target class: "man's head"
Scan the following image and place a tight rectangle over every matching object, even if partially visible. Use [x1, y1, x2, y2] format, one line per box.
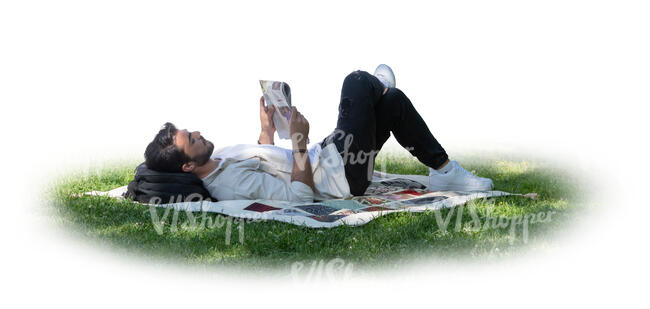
[144, 122, 214, 173]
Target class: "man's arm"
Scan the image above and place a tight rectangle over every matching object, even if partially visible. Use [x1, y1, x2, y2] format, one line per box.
[258, 96, 275, 145]
[289, 107, 315, 191]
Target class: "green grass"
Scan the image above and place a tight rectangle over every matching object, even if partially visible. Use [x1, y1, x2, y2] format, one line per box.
[45, 152, 588, 272]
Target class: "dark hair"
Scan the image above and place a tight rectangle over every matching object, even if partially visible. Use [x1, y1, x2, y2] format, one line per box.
[144, 122, 190, 173]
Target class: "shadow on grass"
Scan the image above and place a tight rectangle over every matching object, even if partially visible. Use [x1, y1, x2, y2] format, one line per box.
[47, 154, 586, 270]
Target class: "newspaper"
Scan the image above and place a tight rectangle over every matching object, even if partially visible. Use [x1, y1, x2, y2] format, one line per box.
[259, 80, 293, 139]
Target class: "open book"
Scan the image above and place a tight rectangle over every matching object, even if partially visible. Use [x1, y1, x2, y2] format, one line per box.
[259, 80, 293, 140]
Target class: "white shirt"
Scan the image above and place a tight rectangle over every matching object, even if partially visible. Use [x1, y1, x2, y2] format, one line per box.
[201, 143, 350, 202]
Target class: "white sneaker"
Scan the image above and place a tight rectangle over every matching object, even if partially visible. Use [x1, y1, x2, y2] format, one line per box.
[373, 64, 396, 88]
[429, 161, 494, 191]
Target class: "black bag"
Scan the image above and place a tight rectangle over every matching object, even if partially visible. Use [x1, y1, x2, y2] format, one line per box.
[124, 163, 215, 204]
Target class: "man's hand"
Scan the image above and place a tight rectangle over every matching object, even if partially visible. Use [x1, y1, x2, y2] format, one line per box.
[259, 96, 275, 144]
[289, 107, 309, 149]
[288, 106, 314, 191]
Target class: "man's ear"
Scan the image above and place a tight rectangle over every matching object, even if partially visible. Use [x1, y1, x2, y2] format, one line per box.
[181, 162, 195, 173]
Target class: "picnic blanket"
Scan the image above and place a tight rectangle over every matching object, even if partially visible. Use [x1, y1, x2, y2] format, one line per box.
[85, 171, 533, 228]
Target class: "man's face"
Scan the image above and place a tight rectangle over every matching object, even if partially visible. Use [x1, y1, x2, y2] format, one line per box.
[174, 129, 214, 169]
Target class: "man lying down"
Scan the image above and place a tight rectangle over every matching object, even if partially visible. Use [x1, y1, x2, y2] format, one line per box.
[143, 65, 494, 203]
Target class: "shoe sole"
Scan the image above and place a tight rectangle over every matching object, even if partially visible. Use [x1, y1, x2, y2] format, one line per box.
[374, 64, 395, 87]
[428, 182, 494, 192]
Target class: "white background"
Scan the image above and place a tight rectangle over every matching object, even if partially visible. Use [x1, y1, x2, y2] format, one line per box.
[1, 0, 648, 307]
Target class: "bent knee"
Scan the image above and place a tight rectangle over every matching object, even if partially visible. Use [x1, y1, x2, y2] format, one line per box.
[344, 70, 373, 83]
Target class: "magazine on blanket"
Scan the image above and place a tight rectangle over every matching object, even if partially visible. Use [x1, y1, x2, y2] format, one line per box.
[259, 80, 293, 140]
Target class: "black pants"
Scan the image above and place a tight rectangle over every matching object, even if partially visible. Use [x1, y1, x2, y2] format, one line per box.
[321, 70, 449, 196]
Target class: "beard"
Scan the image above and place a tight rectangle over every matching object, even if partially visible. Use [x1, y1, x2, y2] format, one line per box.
[191, 140, 214, 166]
